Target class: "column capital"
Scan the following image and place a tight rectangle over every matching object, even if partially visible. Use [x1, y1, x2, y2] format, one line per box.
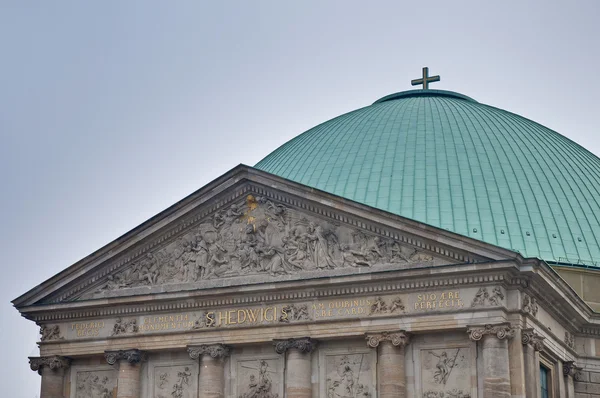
[521, 328, 545, 351]
[273, 337, 317, 354]
[366, 330, 410, 348]
[104, 349, 147, 365]
[187, 344, 231, 360]
[563, 361, 576, 377]
[29, 356, 71, 373]
[467, 323, 515, 341]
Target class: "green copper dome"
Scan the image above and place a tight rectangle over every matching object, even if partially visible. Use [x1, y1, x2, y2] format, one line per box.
[256, 89, 600, 265]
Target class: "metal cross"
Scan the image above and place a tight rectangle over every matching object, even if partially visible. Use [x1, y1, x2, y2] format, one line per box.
[411, 67, 440, 89]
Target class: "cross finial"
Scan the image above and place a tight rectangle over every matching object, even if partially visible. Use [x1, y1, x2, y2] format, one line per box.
[411, 67, 440, 89]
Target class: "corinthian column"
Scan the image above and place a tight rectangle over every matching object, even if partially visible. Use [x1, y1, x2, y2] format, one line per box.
[29, 356, 71, 398]
[521, 329, 545, 398]
[468, 323, 515, 398]
[105, 349, 146, 398]
[274, 337, 317, 398]
[366, 331, 410, 398]
[188, 344, 231, 398]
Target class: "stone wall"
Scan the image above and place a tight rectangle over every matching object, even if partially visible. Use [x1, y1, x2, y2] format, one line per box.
[575, 370, 600, 397]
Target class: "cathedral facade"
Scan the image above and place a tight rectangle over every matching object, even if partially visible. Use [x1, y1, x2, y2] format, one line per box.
[14, 80, 600, 398]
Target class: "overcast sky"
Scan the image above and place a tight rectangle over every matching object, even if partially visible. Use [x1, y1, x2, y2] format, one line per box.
[1, 1, 599, 395]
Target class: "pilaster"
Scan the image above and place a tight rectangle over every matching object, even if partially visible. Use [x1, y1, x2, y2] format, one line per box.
[188, 344, 231, 398]
[521, 329, 544, 398]
[468, 323, 515, 398]
[274, 337, 317, 398]
[105, 349, 146, 398]
[366, 331, 410, 398]
[29, 356, 71, 398]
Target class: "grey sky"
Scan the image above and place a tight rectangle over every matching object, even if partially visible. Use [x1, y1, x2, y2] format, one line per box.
[1, 1, 599, 395]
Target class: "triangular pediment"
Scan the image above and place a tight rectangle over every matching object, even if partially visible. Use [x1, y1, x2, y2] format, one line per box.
[13, 165, 518, 309]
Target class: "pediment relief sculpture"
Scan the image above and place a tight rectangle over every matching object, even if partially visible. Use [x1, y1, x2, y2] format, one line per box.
[89, 195, 442, 296]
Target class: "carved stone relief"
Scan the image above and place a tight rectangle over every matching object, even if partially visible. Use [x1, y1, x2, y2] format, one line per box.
[565, 331, 576, 349]
[279, 304, 311, 323]
[320, 350, 376, 398]
[420, 347, 473, 398]
[522, 294, 538, 317]
[110, 318, 139, 336]
[39, 325, 63, 341]
[75, 369, 117, 398]
[470, 287, 504, 307]
[369, 296, 405, 315]
[92, 195, 437, 295]
[153, 365, 197, 398]
[233, 357, 283, 398]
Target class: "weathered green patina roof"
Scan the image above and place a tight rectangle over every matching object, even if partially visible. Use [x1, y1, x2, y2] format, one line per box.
[256, 89, 600, 265]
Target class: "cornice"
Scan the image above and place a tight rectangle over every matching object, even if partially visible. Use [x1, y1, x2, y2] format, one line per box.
[24, 263, 512, 322]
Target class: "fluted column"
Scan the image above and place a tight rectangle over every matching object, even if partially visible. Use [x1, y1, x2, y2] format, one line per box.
[105, 349, 146, 398]
[366, 331, 410, 398]
[521, 329, 545, 398]
[274, 337, 317, 398]
[188, 344, 231, 398]
[29, 356, 71, 398]
[468, 323, 515, 398]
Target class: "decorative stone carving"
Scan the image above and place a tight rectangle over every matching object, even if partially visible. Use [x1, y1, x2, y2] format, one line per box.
[104, 349, 146, 365]
[470, 286, 504, 307]
[325, 354, 373, 398]
[563, 361, 580, 377]
[273, 337, 317, 354]
[110, 317, 138, 336]
[369, 296, 405, 315]
[94, 196, 436, 293]
[190, 311, 216, 329]
[565, 331, 576, 349]
[187, 344, 231, 360]
[419, 345, 473, 398]
[39, 325, 63, 341]
[365, 330, 410, 348]
[467, 323, 515, 341]
[75, 369, 117, 398]
[236, 359, 280, 398]
[279, 304, 311, 323]
[574, 368, 584, 381]
[154, 365, 195, 398]
[521, 329, 545, 351]
[522, 293, 539, 317]
[29, 356, 71, 372]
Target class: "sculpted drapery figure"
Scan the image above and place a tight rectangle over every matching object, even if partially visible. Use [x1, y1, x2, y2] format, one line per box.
[96, 195, 436, 293]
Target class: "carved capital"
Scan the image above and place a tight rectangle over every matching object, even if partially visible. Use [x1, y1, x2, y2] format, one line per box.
[521, 328, 545, 351]
[563, 361, 579, 377]
[273, 337, 317, 354]
[29, 356, 71, 373]
[104, 349, 147, 365]
[187, 344, 231, 360]
[365, 330, 410, 348]
[467, 323, 515, 341]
